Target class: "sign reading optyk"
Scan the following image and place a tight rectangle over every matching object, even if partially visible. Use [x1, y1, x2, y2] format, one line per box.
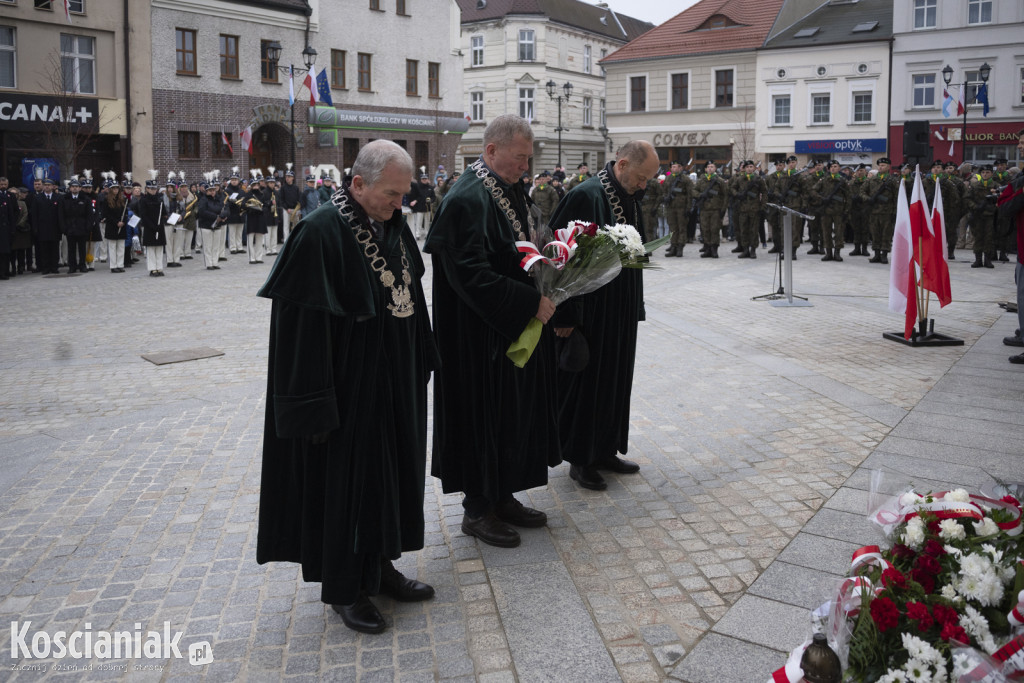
[794, 138, 887, 154]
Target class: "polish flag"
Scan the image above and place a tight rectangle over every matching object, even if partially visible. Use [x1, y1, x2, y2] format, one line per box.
[922, 178, 952, 306]
[889, 175, 919, 340]
[240, 125, 254, 155]
[956, 86, 966, 116]
[221, 128, 233, 155]
[303, 73, 320, 106]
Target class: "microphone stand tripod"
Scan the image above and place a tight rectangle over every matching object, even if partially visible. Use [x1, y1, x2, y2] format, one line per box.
[753, 203, 813, 307]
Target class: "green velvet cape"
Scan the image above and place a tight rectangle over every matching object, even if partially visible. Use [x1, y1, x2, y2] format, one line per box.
[255, 195, 437, 605]
[548, 163, 646, 467]
[424, 163, 561, 502]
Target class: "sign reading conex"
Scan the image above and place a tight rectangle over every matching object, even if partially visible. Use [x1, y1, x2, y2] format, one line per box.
[795, 138, 886, 154]
[0, 93, 99, 132]
[309, 106, 469, 134]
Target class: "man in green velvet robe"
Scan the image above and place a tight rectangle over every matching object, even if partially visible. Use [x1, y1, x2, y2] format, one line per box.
[549, 141, 661, 491]
[425, 115, 561, 549]
[256, 140, 439, 635]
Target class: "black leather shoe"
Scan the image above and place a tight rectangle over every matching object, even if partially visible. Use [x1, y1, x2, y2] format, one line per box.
[1003, 336, 1024, 347]
[461, 512, 520, 548]
[1010, 352, 1024, 365]
[332, 593, 386, 634]
[378, 560, 434, 602]
[597, 455, 640, 474]
[569, 464, 607, 491]
[495, 497, 547, 528]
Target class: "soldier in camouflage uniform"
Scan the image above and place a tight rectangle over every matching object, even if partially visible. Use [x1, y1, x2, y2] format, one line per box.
[731, 160, 766, 259]
[695, 162, 729, 259]
[943, 162, 965, 259]
[765, 160, 786, 253]
[531, 171, 560, 230]
[641, 176, 662, 243]
[860, 157, 900, 264]
[805, 160, 826, 254]
[812, 160, 851, 261]
[848, 164, 870, 256]
[663, 161, 694, 257]
[965, 165, 1001, 268]
[956, 163, 974, 250]
[563, 163, 592, 191]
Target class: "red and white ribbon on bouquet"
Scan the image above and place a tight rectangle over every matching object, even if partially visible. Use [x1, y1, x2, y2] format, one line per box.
[992, 635, 1024, 676]
[516, 233, 578, 273]
[770, 639, 812, 683]
[872, 491, 1022, 536]
[850, 545, 891, 574]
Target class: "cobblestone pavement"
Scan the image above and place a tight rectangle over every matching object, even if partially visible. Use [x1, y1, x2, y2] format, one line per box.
[0, 241, 1016, 681]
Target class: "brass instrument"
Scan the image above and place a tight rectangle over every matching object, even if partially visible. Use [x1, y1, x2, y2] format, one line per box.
[244, 196, 264, 212]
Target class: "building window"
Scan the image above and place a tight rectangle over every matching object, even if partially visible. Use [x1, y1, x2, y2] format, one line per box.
[358, 52, 372, 91]
[913, 0, 936, 29]
[331, 49, 346, 89]
[175, 28, 196, 75]
[967, 0, 991, 24]
[599, 98, 605, 127]
[714, 69, 733, 108]
[212, 132, 232, 158]
[178, 131, 200, 159]
[60, 33, 94, 94]
[912, 74, 935, 108]
[471, 35, 483, 67]
[772, 94, 790, 125]
[1020, 67, 1024, 105]
[965, 69, 987, 108]
[582, 96, 592, 126]
[260, 40, 278, 82]
[68, 0, 84, 12]
[518, 87, 534, 120]
[428, 61, 439, 97]
[811, 93, 831, 124]
[405, 59, 418, 96]
[518, 30, 534, 62]
[583, 45, 591, 74]
[219, 34, 238, 79]
[0, 26, 14, 89]
[470, 91, 483, 122]
[369, 0, 381, 9]
[629, 76, 646, 112]
[396, 0, 407, 15]
[852, 91, 872, 123]
[600, 47, 607, 76]
[670, 73, 688, 110]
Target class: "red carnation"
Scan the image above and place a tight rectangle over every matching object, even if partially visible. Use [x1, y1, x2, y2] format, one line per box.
[915, 554, 941, 576]
[881, 567, 907, 590]
[905, 601, 933, 631]
[923, 540, 947, 558]
[891, 543, 916, 559]
[910, 567, 936, 594]
[940, 621, 968, 643]
[869, 596, 900, 632]
[581, 222, 598, 237]
[932, 604, 959, 628]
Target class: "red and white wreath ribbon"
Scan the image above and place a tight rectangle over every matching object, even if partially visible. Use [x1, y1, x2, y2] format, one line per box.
[851, 545, 891, 574]
[872, 491, 1022, 536]
[770, 639, 812, 683]
[993, 635, 1024, 675]
[516, 234, 577, 273]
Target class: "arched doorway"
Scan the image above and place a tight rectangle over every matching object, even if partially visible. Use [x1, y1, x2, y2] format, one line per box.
[250, 123, 291, 176]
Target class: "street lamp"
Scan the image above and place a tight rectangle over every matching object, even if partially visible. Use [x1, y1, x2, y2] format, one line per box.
[265, 41, 318, 174]
[545, 80, 573, 167]
[942, 62, 990, 166]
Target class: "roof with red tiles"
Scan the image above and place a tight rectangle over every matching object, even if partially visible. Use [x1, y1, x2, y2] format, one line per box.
[602, 0, 786, 64]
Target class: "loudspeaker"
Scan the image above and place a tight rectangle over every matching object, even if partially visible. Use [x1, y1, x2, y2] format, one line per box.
[903, 120, 931, 162]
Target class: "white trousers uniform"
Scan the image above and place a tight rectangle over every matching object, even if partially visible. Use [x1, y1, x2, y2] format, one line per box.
[409, 211, 428, 238]
[146, 246, 163, 272]
[106, 239, 124, 271]
[92, 234, 107, 262]
[167, 228, 186, 264]
[228, 222, 244, 252]
[200, 228, 223, 268]
[248, 232, 265, 263]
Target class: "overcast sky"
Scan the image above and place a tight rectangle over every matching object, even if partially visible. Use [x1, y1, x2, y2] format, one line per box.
[589, 0, 700, 27]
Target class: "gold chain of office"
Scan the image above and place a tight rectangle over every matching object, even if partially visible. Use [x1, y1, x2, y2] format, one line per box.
[597, 169, 627, 225]
[470, 159, 532, 241]
[331, 189, 414, 318]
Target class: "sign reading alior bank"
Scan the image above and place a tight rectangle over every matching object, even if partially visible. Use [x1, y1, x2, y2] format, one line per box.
[0, 93, 100, 132]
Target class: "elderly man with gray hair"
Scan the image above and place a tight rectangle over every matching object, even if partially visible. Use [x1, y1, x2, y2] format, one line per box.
[256, 139, 439, 635]
[425, 114, 562, 549]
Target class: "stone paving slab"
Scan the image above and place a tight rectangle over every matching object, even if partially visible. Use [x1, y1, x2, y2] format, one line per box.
[0, 243, 1016, 682]
[141, 347, 225, 366]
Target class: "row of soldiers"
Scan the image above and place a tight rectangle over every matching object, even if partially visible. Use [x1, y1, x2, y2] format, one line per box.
[642, 156, 1015, 267]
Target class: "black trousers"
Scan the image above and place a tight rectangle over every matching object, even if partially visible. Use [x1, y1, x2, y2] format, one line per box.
[38, 240, 59, 273]
[67, 235, 88, 272]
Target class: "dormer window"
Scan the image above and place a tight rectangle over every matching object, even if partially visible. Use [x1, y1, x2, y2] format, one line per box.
[698, 14, 738, 30]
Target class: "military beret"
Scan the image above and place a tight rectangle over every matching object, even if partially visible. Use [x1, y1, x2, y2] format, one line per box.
[878, 157, 891, 165]
[577, 162, 587, 169]
[786, 155, 798, 162]
[981, 164, 994, 171]
[995, 158, 1008, 164]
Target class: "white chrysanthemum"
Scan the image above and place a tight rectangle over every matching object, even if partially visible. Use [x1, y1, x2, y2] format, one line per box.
[903, 516, 926, 548]
[951, 652, 974, 679]
[972, 517, 999, 537]
[879, 670, 909, 683]
[902, 633, 942, 667]
[903, 661, 931, 683]
[900, 492, 924, 506]
[946, 488, 971, 502]
[938, 519, 967, 541]
[959, 605, 999, 654]
[944, 544, 962, 557]
[940, 584, 959, 601]
[960, 552, 991, 579]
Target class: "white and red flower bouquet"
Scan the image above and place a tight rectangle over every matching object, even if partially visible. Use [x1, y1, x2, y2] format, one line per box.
[773, 478, 1024, 683]
[506, 220, 670, 367]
